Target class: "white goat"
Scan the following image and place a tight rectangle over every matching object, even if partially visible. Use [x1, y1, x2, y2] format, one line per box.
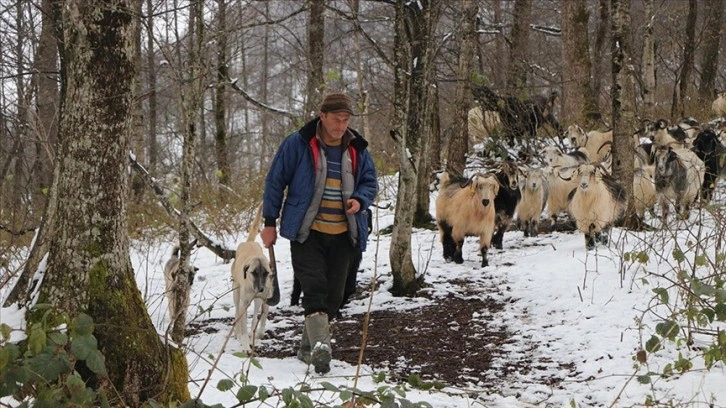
[543, 165, 579, 226]
[516, 168, 548, 237]
[653, 146, 705, 220]
[468, 106, 502, 145]
[567, 164, 628, 249]
[566, 124, 612, 164]
[436, 172, 499, 267]
[633, 164, 657, 219]
[712, 91, 726, 117]
[542, 145, 590, 167]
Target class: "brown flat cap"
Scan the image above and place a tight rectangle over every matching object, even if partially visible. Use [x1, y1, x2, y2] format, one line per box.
[320, 93, 355, 115]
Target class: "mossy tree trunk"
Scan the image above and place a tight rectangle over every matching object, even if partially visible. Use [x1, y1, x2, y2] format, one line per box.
[24, 1, 189, 405]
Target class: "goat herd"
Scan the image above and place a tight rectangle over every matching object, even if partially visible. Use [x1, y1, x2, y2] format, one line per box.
[437, 92, 726, 266]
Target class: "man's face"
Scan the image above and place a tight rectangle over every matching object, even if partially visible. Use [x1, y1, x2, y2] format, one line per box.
[320, 112, 352, 141]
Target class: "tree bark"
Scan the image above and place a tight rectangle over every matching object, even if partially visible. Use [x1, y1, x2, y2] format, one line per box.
[611, 0, 638, 229]
[409, 1, 441, 227]
[592, 0, 609, 122]
[214, 0, 231, 194]
[33, 0, 60, 197]
[562, 0, 599, 128]
[170, 0, 206, 344]
[507, 0, 532, 93]
[389, 0, 425, 297]
[447, 0, 477, 177]
[305, 0, 325, 117]
[26, 1, 188, 404]
[641, 0, 656, 119]
[698, 0, 723, 103]
[672, 0, 697, 119]
[146, 0, 159, 174]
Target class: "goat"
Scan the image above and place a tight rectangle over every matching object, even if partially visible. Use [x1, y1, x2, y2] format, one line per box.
[712, 91, 726, 118]
[516, 167, 548, 237]
[645, 119, 689, 148]
[472, 85, 561, 145]
[691, 129, 726, 202]
[678, 117, 701, 146]
[492, 160, 523, 249]
[566, 125, 613, 164]
[566, 164, 628, 249]
[468, 106, 502, 145]
[634, 142, 656, 167]
[543, 165, 579, 226]
[436, 172, 499, 267]
[633, 165, 657, 219]
[653, 146, 705, 219]
[542, 145, 590, 167]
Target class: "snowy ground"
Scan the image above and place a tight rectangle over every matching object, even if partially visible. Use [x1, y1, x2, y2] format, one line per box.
[3, 177, 726, 407]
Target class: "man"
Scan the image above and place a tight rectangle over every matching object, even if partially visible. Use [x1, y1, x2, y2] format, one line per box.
[261, 92, 378, 374]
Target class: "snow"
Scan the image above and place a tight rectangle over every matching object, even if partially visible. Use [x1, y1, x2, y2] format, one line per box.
[3, 179, 726, 407]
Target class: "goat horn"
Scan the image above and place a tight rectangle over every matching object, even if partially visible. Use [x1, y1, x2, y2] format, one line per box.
[597, 140, 613, 154]
[459, 174, 476, 188]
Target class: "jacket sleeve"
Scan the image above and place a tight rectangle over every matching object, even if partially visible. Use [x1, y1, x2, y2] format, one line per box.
[351, 149, 378, 210]
[263, 135, 296, 225]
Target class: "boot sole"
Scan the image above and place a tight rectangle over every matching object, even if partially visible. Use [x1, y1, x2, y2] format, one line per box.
[311, 344, 331, 374]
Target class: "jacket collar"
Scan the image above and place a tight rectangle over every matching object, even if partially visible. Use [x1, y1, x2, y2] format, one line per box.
[299, 116, 369, 150]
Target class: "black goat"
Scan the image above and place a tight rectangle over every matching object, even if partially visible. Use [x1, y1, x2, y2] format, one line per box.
[692, 129, 726, 202]
[492, 160, 522, 250]
[471, 85, 561, 146]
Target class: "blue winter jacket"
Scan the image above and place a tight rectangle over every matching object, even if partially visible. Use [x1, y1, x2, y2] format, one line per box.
[263, 117, 378, 251]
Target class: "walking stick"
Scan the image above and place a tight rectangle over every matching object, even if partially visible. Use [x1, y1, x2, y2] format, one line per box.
[266, 245, 281, 306]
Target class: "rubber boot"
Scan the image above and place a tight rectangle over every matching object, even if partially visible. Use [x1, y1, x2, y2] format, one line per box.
[304, 312, 331, 374]
[297, 324, 311, 364]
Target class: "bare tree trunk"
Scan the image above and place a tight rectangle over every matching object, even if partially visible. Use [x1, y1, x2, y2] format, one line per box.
[611, 0, 638, 228]
[214, 0, 231, 194]
[352, 0, 371, 140]
[672, 0, 697, 119]
[562, 0, 599, 128]
[492, 0, 505, 86]
[446, 0, 477, 177]
[26, 2, 188, 404]
[698, 0, 723, 103]
[171, 0, 206, 344]
[33, 0, 60, 197]
[260, 1, 271, 165]
[592, 0, 609, 121]
[130, 0, 145, 200]
[146, 0, 159, 174]
[429, 84, 441, 171]
[507, 0, 531, 93]
[389, 0, 423, 297]
[409, 1, 441, 227]
[305, 0, 325, 117]
[641, 0, 656, 119]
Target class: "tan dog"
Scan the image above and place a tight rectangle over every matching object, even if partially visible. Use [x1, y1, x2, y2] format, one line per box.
[163, 243, 198, 321]
[231, 204, 275, 352]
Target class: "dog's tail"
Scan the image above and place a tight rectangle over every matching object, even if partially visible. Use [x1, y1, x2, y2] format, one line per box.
[171, 246, 181, 258]
[246, 202, 263, 243]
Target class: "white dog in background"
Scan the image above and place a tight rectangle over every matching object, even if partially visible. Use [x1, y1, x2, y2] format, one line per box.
[163, 243, 198, 321]
[231, 204, 275, 352]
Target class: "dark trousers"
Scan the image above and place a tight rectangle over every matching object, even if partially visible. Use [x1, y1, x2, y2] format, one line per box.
[290, 230, 355, 318]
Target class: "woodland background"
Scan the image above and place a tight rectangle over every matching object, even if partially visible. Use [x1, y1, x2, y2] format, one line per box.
[0, 0, 725, 406]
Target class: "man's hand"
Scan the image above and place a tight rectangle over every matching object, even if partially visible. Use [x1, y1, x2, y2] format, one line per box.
[346, 198, 361, 214]
[261, 226, 277, 248]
